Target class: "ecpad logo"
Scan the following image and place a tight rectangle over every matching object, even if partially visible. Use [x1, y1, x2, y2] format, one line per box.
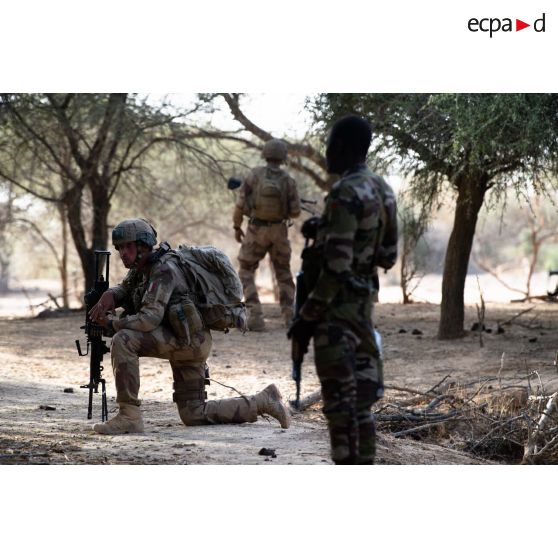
[468, 13, 546, 37]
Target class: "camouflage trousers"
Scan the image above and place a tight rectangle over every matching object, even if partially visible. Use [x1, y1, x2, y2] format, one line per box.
[110, 326, 258, 425]
[313, 294, 383, 465]
[238, 222, 295, 318]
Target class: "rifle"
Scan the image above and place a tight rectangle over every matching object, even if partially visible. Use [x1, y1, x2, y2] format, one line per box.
[75, 250, 111, 422]
[289, 217, 321, 408]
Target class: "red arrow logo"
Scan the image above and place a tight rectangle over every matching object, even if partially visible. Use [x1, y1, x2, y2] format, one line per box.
[516, 19, 530, 31]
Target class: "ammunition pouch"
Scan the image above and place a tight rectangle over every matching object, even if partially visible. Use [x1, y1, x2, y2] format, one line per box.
[172, 379, 208, 404]
[168, 296, 204, 345]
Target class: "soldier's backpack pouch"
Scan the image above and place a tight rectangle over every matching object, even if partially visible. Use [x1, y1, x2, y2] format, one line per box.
[252, 167, 288, 222]
[197, 302, 247, 333]
[168, 297, 204, 345]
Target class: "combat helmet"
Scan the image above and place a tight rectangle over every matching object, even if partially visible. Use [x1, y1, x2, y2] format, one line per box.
[262, 139, 288, 162]
[112, 218, 157, 248]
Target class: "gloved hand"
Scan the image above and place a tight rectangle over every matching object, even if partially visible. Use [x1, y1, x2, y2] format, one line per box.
[301, 216, 320, 240]
[89, 291, 115, 322]
[234, 227, 244, 243]
[299, 297, 327, 321]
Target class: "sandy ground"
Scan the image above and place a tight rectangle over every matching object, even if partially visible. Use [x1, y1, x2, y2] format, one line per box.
[2, 296, 558, 465]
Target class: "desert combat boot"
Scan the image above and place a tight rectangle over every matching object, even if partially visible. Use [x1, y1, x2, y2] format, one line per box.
[255, 384, 291, 429]
[93, 403, 145, 435]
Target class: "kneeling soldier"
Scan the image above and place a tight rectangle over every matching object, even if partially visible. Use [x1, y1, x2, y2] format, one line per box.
[89, 218, 291, 434]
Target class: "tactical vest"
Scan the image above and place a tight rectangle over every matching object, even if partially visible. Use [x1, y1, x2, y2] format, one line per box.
[250, 166, 289, 221]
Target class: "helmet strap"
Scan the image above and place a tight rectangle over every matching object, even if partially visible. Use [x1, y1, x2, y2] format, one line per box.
[133, 242, 152, 271]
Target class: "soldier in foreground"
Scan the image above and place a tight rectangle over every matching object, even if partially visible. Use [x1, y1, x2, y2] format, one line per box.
[289, 115, 398, 464]
[233, 139, 301, 330]
[89, 218, 291, 435]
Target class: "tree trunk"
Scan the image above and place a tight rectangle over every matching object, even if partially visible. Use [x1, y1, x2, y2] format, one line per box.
[82, 176, 111, 293]
[0, 255, 9, 293]
[438, 177, 487, 339]
[57, 203, 70, 308]
[65, 186, 91, 295]
[65, 176, 111, 295]
[525, 226, 539, 298]
[0, 189, 14, 293]
[400, 248, 412, 304]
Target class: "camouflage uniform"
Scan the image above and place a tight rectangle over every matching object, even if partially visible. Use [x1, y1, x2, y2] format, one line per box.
[233, 162, 301, 326]
[300, 164, 397, 464]
[108, 252, 260, 425]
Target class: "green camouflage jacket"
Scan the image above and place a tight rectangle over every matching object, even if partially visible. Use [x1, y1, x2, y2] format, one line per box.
[301, 164, 397, 319]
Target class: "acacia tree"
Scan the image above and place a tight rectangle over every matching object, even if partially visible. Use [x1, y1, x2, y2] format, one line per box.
[0, 94, 209, 292]
[398, 192, 430, 304]
[310, 94, 558, 339]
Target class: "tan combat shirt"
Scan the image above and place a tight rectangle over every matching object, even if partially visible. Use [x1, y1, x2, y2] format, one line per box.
[108, 254, 191, 332]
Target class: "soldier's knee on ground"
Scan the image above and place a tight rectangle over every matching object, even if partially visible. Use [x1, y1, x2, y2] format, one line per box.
[173, 378, 208, 426]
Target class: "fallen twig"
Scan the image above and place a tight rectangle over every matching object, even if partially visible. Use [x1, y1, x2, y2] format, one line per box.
[426, 374, 451, 394]
[498, 306, 535, 326]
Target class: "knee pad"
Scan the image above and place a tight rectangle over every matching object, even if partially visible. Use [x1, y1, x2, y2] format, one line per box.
[173, 378, 207, 427]
[172, 379, 207, 405]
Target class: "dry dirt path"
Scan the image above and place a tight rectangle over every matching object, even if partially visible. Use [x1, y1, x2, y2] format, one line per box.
[1, 302, 557, 465]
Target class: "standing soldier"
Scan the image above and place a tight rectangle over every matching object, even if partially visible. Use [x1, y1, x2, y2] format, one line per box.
[233, 139, 301, 330]
[89, 218, 291, 435]
[289, 115, 398, 464]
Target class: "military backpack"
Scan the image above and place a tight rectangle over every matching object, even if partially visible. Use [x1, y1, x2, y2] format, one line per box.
[251, 166, 289, 222]
[169, 245, 247, 333]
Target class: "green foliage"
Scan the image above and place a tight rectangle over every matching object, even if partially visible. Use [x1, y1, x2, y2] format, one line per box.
[310, 94, 558, 201]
